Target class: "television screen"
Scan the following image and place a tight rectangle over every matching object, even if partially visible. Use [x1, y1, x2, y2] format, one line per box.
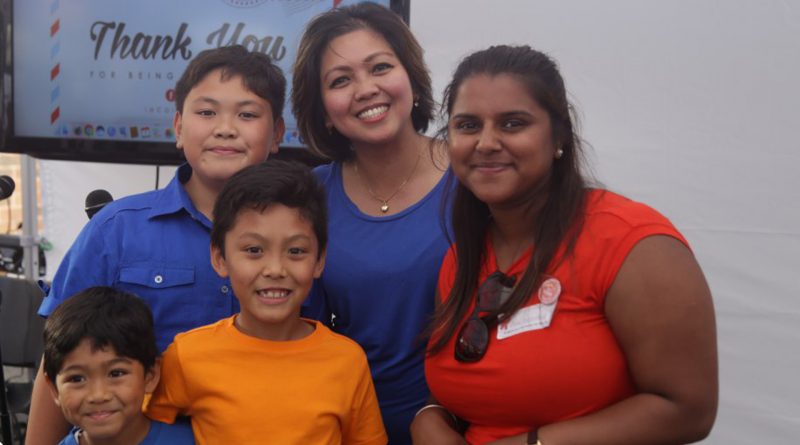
[0, 0, 407, 164]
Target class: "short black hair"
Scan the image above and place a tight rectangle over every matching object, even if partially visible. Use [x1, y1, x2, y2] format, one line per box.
[43, 287, 158, 383]
[211, 160, 327, 258]
[175, 44, 286, 121]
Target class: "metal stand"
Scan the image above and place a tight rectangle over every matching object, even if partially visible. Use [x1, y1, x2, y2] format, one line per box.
[0, 155, 41, 444]
[21, 155, 39, 280]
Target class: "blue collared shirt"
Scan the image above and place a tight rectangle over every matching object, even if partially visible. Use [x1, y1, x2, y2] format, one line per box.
[39, 164, 239, 351]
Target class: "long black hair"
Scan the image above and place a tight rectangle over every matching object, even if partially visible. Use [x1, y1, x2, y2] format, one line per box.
[428, 45, 589, 354]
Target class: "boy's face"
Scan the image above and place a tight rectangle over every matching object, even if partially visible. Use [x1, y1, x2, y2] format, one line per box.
[47, 339, 158, 443]
[174, 68, 285, 189]
[211, 204, 325, 341]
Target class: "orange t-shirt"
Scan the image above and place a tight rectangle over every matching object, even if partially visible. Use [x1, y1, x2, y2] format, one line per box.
[146, 317, 387, 445]
[425, 190, 688, 444]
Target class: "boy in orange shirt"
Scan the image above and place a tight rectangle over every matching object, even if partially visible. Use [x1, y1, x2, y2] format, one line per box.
[145, 160, 387, 445]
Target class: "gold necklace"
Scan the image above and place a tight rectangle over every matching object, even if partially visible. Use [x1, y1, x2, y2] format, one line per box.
[353, 153, 422, 213]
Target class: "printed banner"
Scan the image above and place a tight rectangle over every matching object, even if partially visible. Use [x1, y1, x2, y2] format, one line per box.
[13, 0, 390, 147]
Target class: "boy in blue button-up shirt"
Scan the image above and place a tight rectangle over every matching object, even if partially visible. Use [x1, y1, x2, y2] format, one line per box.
[28, 45, 287, 445]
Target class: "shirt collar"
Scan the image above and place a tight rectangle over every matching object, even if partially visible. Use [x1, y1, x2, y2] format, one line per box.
[147, 163, 212, 228]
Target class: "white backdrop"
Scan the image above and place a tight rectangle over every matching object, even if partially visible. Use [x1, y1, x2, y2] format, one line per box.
[39, 1, 800, 442]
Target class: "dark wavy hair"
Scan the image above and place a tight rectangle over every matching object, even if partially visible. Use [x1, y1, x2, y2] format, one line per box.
[175, 44, 286, 121]
[211, 159, 327, 259]
[43, 287, 158, 383]
[428, 45, 589, 354]
[291, 2, 433, 161]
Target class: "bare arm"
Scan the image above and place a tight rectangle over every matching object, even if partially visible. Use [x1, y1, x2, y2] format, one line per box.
[410, 400, 468, 445]
[411, 282, 468, 445]
[489, 235, 717, 445]
[25, 359, 71, 445]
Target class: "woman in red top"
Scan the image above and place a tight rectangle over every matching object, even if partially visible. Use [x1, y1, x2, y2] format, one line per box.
[412, 45, 717, 445]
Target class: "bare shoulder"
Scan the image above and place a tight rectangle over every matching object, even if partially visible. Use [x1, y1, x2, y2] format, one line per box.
[605, 234, 717, 411]
[607, 235, 710, 311]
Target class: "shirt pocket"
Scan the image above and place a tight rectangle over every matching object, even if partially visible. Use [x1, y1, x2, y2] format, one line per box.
[119, 266, 195, 290]
[118, 265, 199, 349]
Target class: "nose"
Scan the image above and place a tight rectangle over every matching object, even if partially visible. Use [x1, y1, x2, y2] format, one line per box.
[86, 379, 112, 403]
[214, 114, 238, 139]
[475, 126, 501, 153]
[354, 77, 379, 102]
[260, 253, 287, 279]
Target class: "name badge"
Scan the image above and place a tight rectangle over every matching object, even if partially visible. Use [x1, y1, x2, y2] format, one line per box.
[497, 277, 561, 340]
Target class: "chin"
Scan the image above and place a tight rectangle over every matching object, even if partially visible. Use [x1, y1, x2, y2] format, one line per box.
[81, 427, 121, 441]
[470, 188, 511, 204]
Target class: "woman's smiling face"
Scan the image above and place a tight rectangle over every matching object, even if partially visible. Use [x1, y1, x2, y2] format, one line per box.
[319, 28, 416, 148]
[448, 73, 558, 209]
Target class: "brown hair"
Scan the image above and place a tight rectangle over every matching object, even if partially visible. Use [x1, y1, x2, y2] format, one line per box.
[211, 160, 327, 260]
[291, 2, 433, 161]
[44, 287, 157, 382]
[175, 45, 286, 122]
[428, 45, 589, 354]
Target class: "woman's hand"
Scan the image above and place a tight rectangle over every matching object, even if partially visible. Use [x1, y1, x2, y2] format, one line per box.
[410, 406, 468, 445]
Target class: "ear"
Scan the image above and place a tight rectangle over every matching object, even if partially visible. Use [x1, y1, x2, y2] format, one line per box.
[44, 373, 62, 407]
[270, 117, 286, 155]
[313, 248, 327, 279]
[210, 244, 229, 278]
[144, 357, 161, 394]
[324, 113, 332, 132]
[173, 111, 184, 149]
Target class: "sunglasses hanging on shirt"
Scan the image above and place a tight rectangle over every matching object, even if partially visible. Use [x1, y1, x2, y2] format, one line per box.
[455, 271, 516, 363]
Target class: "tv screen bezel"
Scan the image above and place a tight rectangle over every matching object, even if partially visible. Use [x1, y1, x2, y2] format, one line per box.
[0, 0, 410, 165]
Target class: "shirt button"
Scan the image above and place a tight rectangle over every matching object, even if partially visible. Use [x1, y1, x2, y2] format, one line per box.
[154, 275, 163, 284]
[221, 285, 229, 293]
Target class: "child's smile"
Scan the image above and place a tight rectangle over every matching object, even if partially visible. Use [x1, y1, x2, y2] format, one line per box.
[212, 204, 326, 341]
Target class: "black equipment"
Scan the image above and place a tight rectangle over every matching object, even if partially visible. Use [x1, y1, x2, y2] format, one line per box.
[84, 189, 114, 220]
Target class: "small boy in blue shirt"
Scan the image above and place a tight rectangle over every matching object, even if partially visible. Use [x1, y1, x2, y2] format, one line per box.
[43, 286, 194, 445]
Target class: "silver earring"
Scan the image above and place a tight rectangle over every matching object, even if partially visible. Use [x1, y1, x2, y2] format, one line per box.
[555, 148, 564, 159]
[413, 100, 419, 108]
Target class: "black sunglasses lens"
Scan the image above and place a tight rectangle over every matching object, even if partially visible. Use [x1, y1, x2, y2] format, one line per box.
[455, 318, 489, 362]
[454, 272, 515, 363]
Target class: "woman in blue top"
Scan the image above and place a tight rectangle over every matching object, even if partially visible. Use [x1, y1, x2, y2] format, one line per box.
[292, 4, 450, 444]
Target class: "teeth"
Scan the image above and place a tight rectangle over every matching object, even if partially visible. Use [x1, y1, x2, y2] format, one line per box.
[259, 290, 288, 299]
[358, 105, 388, 120]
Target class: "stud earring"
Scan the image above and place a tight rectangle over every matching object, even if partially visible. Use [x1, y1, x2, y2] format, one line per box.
[414, 100, 419, 108]
[555, 148, 564, 159]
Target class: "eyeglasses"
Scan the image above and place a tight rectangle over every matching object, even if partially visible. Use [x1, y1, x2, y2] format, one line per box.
[455, 271, 516, 363]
